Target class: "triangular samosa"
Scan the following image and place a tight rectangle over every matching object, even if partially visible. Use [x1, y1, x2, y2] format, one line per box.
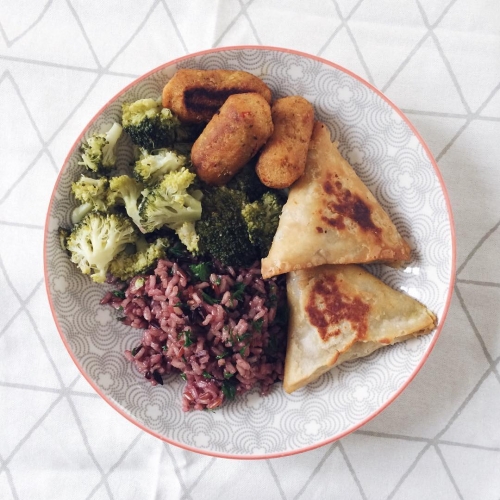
[283, 264, 436, 393]
[262, 122, 411, 279]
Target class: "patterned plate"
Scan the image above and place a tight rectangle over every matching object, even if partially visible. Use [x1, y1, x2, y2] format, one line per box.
[44, 46, 455, 459]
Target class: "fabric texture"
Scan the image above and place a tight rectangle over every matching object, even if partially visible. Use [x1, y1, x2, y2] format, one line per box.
[0, 0, 499, 498]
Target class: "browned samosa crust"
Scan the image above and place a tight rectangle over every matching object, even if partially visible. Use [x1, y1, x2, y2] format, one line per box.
[262, 122, 411, 278]
[283, 264, 436, 393]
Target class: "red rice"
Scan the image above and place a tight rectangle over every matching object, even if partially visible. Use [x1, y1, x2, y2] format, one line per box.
[102, 259, 287, 411]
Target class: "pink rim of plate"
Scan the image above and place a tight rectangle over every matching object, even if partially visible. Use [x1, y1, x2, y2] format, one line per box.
[43, 45, 456, 460]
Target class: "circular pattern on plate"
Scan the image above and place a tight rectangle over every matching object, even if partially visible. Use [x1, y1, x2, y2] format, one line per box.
[44, 46, 454, 459]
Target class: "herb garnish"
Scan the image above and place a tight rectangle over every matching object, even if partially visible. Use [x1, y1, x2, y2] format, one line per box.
[167, 241, 185, 258]
[131, 345, 142, 356]
[180, 373, 187, 381]
[182, 329, 194, 347]
[252, 318, 264, 332]
[112, 290, 126, 299]
[231, 282, 246, 301]
[216, 352, 229, 360]
[189, 262, 212, 282]
[201, 290, 220, 305]
[224, 327, 234, 346]
[236, 332, 252, 343]
[224, 371, 234, 379]
[202, 371, 212, 379]
[266, 293, 278, 307]
[222, 379, 237, 399]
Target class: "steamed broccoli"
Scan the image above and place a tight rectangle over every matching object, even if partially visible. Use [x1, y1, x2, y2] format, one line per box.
[139, 168, 202, 234]
[196, 187, 257, 267]
[122, 99, 180, 150]
[109, 237, 169, 281]
[78, 122, 123, 173]
[226, 162, 269, 202]
[58, 227, 70, 253]
[70, 175, 110, 224]
[175, 221, 199, 253]
[241, 192, 284, 257]
[72, 176, 109, 210]
[133, 148, 186, 186]
[174, 122, 205, 145]
[66, 212, 137, 283]
[70, 203, 93, 225]
[108, 175, 144, 231]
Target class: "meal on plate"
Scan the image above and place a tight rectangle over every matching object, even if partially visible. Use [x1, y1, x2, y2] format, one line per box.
[59, 68, 436, 411]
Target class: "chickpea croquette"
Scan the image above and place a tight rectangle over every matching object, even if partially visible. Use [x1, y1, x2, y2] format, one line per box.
[191, 93, 274, 185]
[256, 96, 314, 189]
[162, 69, 272, 124]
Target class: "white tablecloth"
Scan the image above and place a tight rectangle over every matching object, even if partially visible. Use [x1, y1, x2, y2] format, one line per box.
[1, 1, 499, 498]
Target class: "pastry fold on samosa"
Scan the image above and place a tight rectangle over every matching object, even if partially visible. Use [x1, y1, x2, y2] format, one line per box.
[283, 264, 436, 393]
[262, 122, 411, 279]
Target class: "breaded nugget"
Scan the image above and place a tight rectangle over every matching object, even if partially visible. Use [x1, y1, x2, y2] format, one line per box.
[162, 69, 272, 124]
[191, 93, 273, 185]
[256, 96, 314, 189]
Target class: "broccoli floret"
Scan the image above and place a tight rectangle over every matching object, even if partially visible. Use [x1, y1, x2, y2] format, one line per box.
[78, 122, 123, 173]
[133, 148, 186, 186]
[241, 192, 284, 257]
[109, 237, 169, 281]
[226, 162, 269, 202]
[122, 99, 180, 150]
[66, 212, 137, 283]
[71, 175, 110, 224]
[139, 168, 202, 234]
[196, 187, 257, 267]
[108, 175, 144, 231]
[175, 221, 199, 253]
[71, 202, 94, 225]
[72, 175, 109, 211]
[58, 227, 70, 253]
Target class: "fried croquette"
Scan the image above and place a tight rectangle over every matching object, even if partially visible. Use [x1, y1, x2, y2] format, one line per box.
[191, 93, 273, 185]
[256, 96, 314, 189]
[162, 69, 272, 124]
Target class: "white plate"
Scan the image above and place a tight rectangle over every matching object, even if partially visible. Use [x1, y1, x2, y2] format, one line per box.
[44, 46, 455, 459]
